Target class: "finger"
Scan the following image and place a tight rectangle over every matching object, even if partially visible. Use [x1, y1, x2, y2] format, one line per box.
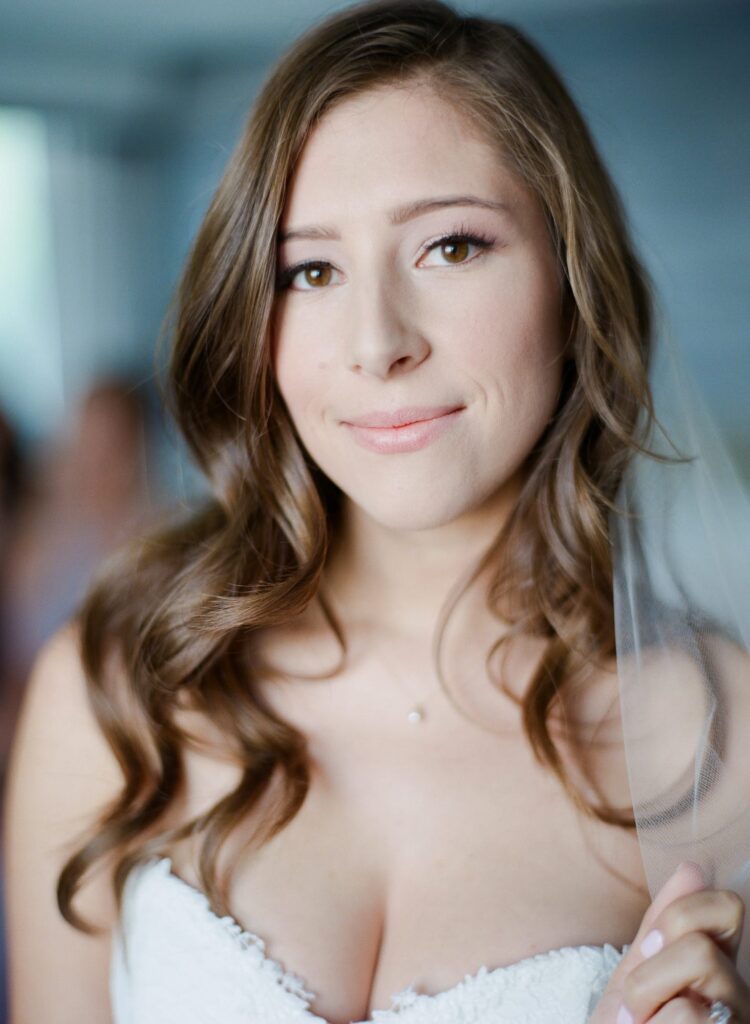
[646, 994, 709, 1022]
[590, 863, 709, 1022]
[619, 861, 708, 977]
[620, 931, 750, 1024]
[644, 887, 746, 963]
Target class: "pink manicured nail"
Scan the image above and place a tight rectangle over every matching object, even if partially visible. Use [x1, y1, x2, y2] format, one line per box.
[640, 928, 664, 958]
[617, 1004, 633, 1024]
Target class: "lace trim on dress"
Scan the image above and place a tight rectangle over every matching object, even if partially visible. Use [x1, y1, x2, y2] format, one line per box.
[130, 856, 629, 1024]
[149, 857, 321, 1011]
[365, 945, 628, 1022]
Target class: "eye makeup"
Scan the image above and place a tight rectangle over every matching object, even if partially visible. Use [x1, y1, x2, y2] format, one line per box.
[275, 222, 497, 292]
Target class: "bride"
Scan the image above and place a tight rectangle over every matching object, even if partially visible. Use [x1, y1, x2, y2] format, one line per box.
[4, 1, 748, 1022]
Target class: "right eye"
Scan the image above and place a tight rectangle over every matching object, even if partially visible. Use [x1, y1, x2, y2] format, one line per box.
[276, 261, 341, 291]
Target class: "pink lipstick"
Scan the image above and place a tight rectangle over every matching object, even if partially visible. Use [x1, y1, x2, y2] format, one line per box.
[342, 405, 464, 454]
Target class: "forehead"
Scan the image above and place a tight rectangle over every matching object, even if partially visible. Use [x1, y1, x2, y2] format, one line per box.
[281, 83, 529, 223]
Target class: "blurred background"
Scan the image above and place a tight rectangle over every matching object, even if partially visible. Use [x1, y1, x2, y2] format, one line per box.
[0, 0, 748, 1017]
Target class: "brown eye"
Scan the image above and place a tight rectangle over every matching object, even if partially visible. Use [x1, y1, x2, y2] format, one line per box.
[276, 261, 339, 291]
[304, 265, 332, 287]
[441, 240, 471, 264]
[420, 232, 493, 269]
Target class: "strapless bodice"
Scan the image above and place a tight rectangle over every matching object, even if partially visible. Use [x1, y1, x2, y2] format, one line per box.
[110, 855, 629, 1023]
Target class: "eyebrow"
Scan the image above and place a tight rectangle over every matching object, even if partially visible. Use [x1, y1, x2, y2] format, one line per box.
[277, 195, 512, 243]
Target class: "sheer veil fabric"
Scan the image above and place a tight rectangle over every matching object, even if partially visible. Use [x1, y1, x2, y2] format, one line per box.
[611, 327, 750, 984]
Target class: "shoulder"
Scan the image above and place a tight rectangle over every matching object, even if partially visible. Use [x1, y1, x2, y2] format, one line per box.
[2, 620, 127, 1021]
[11, 619, 124, 797]
[4, 620, 126, 927]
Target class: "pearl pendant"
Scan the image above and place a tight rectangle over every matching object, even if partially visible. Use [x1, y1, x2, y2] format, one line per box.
[407, 706, 425, 724]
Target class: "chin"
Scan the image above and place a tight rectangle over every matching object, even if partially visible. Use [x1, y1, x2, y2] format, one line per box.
[346, 488, 487, 533]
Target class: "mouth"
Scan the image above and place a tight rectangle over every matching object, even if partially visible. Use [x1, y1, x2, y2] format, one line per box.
[342, 404, 464, 429]
[341, 406, 465, 454]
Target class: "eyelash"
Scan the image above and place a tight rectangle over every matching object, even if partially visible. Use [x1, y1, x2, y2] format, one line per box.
[275, 224, 496, 292]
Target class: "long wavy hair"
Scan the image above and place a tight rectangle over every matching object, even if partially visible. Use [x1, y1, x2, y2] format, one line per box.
[59, 0, 661, 934]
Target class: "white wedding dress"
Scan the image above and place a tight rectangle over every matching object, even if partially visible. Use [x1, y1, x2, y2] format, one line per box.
[110, 856, 629, 1023]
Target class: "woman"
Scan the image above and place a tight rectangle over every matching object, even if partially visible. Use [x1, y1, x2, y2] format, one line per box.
[4, 2, 749, 1022]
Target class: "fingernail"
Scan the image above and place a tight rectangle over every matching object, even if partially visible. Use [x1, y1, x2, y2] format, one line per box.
[640, 928, 664, 958]
[675, 859, 704, 878]
[617, 1004, 634, 1024]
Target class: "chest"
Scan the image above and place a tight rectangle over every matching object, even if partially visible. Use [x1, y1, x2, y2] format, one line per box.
[166, 666, 649, 1024]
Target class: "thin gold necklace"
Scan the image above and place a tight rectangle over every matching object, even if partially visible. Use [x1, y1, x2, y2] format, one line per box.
[370, 643, 431, 725]
[320, 583, 432, 724]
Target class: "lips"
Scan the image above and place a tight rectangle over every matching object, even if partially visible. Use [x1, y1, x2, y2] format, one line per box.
[342, 404, 464, 428]
[342, 406, 464, 454]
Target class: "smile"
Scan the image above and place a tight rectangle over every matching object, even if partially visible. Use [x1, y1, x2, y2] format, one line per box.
[342, 408, 464, 454]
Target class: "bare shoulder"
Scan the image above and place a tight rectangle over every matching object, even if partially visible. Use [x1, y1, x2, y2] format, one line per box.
[3, 620, 126, 1023]
[5, 621, 125, 858]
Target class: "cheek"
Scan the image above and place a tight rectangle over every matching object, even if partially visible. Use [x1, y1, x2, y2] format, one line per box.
[274, 347, 310, 420]
[272, 303, 315, 413]
[445, 262, 563, 398]
[272, 323, 335, 439]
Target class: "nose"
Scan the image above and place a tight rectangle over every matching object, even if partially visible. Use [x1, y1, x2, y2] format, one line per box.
[345, 269, 430, 379]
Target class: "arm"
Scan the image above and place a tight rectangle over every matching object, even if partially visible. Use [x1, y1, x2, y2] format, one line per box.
[3, 622, 124, 1024]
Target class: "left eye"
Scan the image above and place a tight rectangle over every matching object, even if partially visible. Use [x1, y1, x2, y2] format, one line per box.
[276, 261, 341, 292]
[420, 232, 494, 267]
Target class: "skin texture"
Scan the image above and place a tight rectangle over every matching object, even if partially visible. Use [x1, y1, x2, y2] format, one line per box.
[271, 81, 565, 640]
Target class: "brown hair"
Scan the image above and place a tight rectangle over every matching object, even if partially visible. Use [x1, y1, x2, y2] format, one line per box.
[59, 0, 660, 933]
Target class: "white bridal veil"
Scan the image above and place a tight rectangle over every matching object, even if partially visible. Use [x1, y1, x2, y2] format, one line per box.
[611, 326, 750, 984]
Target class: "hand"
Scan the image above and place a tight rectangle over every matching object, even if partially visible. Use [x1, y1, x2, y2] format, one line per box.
[589, 861, 750, 1022]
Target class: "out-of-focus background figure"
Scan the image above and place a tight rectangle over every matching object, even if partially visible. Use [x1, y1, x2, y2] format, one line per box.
[0, 378, 155, 783]
[0, 1, 747, 1022]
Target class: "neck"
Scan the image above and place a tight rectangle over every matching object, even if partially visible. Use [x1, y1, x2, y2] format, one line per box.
[322, 475, 523, 644]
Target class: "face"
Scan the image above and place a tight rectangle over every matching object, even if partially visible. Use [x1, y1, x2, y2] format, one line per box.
[271, 82, 565, 532]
